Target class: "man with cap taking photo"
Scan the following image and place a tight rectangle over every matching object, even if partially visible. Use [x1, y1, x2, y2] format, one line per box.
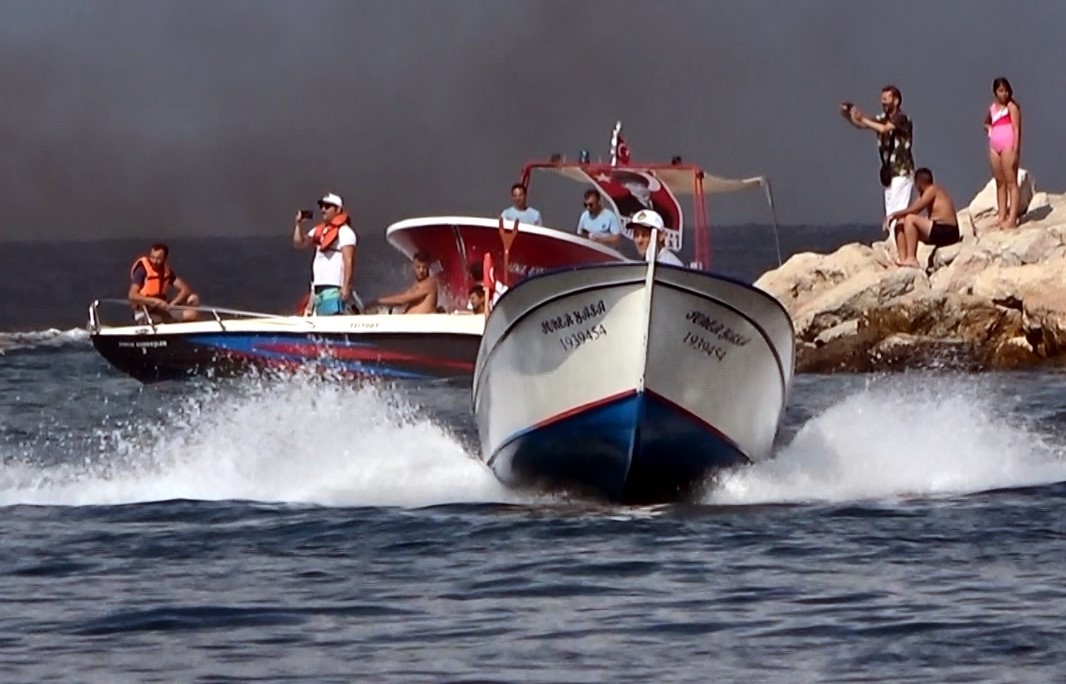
[628, 209, 685, 267]
[292, 191, 360, 315]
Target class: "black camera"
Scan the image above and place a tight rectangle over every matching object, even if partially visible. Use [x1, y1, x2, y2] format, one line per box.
[299, 209, 313, 220]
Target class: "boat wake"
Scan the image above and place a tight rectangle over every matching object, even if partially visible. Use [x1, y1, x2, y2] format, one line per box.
[3, 371, 1064, 510]
[0, 327, 89, 354]
[708, 376, 1066, 505]
[0, 379, 516, 509]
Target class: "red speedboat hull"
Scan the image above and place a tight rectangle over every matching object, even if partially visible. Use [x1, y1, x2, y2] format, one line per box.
[386, 217, 630, 308]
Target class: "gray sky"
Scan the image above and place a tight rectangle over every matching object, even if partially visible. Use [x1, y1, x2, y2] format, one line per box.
[1, 0, 1064, 241]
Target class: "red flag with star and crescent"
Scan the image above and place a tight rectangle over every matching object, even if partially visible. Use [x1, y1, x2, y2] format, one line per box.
[615, 134, 631, 166]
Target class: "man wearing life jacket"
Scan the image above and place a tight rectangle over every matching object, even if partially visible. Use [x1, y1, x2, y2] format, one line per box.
[127, 243, 201, 323]
[292, 192, 359, 315]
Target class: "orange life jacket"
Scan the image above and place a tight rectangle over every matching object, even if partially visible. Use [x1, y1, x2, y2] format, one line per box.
[311, 212, 351, 251]
[131, 256, 174, 300]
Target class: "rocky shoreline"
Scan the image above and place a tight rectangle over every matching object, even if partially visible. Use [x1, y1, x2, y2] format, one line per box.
[755, 170, 1066, 372]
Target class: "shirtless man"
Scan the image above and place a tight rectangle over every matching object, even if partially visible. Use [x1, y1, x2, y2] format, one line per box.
[371, 252, 439, 313]
[882, 167, 961, 268]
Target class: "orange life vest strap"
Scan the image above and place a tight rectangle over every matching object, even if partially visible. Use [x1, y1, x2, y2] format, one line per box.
[311, 212, 350, 251]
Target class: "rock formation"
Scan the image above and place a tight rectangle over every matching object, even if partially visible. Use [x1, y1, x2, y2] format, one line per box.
[756, 170, 1066, 372]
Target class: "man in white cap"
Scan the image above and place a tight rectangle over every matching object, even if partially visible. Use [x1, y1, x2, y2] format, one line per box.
[292, 192, 359, 315]
[628, 209, 685, 267]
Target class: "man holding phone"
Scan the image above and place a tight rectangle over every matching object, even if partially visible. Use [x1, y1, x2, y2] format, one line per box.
[840, 85, 915, 233]
[292, 192, 359, 315]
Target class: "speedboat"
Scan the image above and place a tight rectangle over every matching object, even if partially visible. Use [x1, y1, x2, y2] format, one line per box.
[88, 302, 485, 383]
[87, 133, 631, 383]
[472, 124, 795, 503]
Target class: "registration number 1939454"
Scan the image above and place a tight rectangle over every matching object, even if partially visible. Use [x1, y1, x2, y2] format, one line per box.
[559, 323, 607, 351]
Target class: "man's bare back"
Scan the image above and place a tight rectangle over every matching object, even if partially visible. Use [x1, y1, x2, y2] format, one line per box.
[926, 184, 958, 225]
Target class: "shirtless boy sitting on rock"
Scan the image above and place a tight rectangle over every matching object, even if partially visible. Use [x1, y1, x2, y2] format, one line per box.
[883, 167, 962, 268]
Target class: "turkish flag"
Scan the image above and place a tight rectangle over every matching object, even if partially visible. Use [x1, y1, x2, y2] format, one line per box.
[615, 135, 631, 166]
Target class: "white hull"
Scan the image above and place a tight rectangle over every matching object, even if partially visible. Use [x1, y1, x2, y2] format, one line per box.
[473, 261, 794, 503]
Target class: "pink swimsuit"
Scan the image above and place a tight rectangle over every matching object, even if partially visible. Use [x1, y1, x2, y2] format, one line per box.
[988, 104, 1015, 154]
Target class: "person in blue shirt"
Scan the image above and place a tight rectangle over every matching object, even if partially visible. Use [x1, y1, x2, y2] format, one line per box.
[500, 183, 542, 225]
[576, 190, 623, 247]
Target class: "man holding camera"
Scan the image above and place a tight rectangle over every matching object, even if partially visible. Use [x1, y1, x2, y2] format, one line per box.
[292, 192, 359, 315]
[841, 85, 915, 231]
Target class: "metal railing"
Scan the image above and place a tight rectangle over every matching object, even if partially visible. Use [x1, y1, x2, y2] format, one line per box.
[87, 299, 298, 334]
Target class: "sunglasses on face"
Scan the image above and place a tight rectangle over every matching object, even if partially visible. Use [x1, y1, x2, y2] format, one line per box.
[584, 202, 596, 208]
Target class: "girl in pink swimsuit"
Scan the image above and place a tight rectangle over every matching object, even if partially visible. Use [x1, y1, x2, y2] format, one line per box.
[984, 77, 1022, 228]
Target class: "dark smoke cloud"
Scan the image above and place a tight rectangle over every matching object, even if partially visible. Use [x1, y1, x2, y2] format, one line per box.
[1, 0, 1065, 243]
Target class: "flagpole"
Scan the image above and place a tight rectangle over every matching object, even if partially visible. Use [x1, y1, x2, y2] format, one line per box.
[610, 121, 622, 167]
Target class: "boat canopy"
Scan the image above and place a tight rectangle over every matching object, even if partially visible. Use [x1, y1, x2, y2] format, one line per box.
[520, 159, 779, 270]
[530, 163, 769, 197]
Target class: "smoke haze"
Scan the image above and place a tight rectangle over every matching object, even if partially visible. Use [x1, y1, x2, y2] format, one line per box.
[1, 0, 1064, 242]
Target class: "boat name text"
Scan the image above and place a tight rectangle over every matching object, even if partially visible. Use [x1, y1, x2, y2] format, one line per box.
[541, 299, 607, 335]
[684, 311, 751, 347]
[508, 262, 549, 278]
[117, 340, 168, 349]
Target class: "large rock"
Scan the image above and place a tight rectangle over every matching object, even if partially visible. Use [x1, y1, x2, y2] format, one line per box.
[755, 169, 1066, 372]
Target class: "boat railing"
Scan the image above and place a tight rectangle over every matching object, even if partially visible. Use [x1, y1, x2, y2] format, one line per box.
[87, 298, 300, 334]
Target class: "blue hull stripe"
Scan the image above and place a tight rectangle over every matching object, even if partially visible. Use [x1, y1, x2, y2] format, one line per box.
[490, 391, 750, 504]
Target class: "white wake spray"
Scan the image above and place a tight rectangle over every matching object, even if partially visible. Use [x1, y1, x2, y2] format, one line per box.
[708, 375, 1066, 505]
[0, 377, 516, 508]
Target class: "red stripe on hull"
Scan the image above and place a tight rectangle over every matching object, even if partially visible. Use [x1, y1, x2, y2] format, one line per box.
[532, 389, 639, 431]
[643, 387, 743, 454]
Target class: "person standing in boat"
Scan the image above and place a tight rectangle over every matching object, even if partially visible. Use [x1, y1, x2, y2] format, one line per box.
[501, 183, 542, 225]
[128, 243, 201, 323]
[292, 192, 359, 315]
[368, 252, 439, 314]
[576, 189, 623, 247]
[840, 85, 915, 231]
[628, 210, 684, 267]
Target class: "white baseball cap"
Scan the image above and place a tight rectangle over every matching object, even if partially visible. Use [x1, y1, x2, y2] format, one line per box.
[319, 192, 344, 208]
[629, 209, 664, 230]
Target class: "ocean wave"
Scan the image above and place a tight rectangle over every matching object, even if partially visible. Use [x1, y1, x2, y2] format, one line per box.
[0, 377, 519, 509]
[709, 374, 1066, 505]
[0, 328, 90, 354]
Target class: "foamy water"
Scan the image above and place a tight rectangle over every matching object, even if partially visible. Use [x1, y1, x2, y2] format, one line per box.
[0, 327, 88, 353]
[0, 379, 515, 508]
[710, 377, 1066, 505]
[3, 372, 1064, 510]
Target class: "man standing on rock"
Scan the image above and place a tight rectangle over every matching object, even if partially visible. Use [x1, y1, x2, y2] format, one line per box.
[841, 85, 915, 231]
[883, 167, 961, 268]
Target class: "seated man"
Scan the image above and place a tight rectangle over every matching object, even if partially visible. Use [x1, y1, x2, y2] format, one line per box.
[628, 210, 685, 266]
[370, 252, 439, 314]
[883, 167, 962, 268]
[576, 190, 622, 246]
[501, 183, 542, 225]
[468, 284, 486, 315]
[128, 243, 200, 323]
